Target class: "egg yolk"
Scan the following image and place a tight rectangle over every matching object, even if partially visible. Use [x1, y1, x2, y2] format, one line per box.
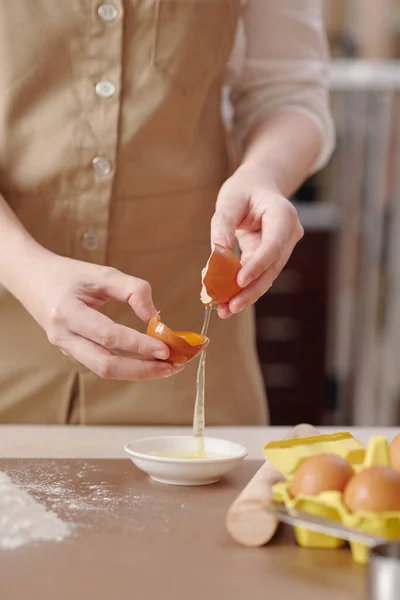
[174, 331, 206, 346]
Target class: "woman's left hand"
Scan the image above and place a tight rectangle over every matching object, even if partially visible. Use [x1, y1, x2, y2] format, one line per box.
[211, 162, 304, 319]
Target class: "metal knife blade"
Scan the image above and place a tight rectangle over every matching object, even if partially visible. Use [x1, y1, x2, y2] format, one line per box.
[266, 503, 387, 548]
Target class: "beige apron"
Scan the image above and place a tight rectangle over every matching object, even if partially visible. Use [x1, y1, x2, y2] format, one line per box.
[0, 0, 267, 425]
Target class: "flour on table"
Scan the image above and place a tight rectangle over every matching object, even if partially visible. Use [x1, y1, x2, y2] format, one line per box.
[2, 461, 192, 540]
[6, 462, 157, 516]
[0, 471, 71, 550]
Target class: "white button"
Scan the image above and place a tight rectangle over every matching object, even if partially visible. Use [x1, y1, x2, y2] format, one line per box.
[92, 156, 112, 176]
[82, 230, 100, 252]
[97, 4, 118, 22]
[95, 80, 116, 99]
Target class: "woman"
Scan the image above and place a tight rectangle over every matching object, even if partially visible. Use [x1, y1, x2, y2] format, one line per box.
[0, 1, 334, 425]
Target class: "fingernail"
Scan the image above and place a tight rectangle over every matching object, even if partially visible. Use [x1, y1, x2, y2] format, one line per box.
[231, 302, 244, 314]
[212, 238, 227, 249]
[238, 273, 250, 288]
[237, 268, 251, 287]
[153, 350, 169, 360]
[162, 366, 184, 377]
[218, 307, 230, 319]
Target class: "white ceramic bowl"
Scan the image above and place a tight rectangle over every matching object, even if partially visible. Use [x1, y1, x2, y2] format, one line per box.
[124, 435, 248, 486]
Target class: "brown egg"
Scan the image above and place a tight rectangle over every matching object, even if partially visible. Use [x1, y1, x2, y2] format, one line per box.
[146, 313, 208, 366]
[289, 453, 354, 498]
[200, 244, 242, 305]
[390, 434, 400, 473]
[344, 466, 400, 513]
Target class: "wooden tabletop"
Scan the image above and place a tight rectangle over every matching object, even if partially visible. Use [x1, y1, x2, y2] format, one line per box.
[0, 426, 398, 600]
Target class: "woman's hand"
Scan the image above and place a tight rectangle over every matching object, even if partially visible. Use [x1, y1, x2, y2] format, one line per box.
[211, 162, 304, 318]
[14, 248, 182, 381]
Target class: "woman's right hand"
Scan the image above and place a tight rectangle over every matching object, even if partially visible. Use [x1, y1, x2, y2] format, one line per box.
[12, 246, 182, 381]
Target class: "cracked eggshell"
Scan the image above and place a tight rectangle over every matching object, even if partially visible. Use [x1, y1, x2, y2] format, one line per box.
[200, 244, 242, 305]
[146, 313, 208, 366]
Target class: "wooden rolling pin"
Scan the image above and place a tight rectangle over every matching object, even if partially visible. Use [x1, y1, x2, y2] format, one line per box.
[226, 423, 319, 547]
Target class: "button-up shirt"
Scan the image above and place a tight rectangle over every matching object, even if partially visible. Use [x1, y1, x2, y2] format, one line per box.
[0, 0, 333, 267]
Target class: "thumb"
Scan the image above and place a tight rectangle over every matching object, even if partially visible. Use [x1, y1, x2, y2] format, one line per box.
[98, 268, 157, 322]
[211, 186, 247, 249]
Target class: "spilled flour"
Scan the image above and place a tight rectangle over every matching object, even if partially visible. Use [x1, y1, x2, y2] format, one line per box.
[0, 460, 206, 549]
[4, 461, 182, 536]
[6, 462, 137, 516]
[0, 471, 71, 550]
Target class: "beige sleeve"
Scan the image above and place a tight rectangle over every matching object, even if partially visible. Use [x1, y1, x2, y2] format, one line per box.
[228, 0, 335, 174]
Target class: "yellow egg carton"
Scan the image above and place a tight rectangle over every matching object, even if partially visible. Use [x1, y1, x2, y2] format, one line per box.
[263, 432, 400, 564]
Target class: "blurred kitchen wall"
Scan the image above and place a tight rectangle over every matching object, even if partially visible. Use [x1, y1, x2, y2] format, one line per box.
[324, 0, 400, 59]
[254, 1, 400, 428]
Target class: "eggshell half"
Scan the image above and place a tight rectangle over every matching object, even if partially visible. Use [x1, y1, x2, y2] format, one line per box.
[201, 244, 242, 305]
[146, 314, 208, 366]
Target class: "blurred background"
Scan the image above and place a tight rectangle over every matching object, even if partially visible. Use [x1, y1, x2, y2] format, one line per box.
[252, 0, 400, 428]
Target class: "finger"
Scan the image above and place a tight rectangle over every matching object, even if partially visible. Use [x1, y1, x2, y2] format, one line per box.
[65, 300, 170, 360]
[237, 211, 291, 288]
[96, 268, 157, 322]
[230, 258, 287, 313]
[61, 335, 183, 381]
[217, 303, 232, 319]
[211, 186, 249, 249]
